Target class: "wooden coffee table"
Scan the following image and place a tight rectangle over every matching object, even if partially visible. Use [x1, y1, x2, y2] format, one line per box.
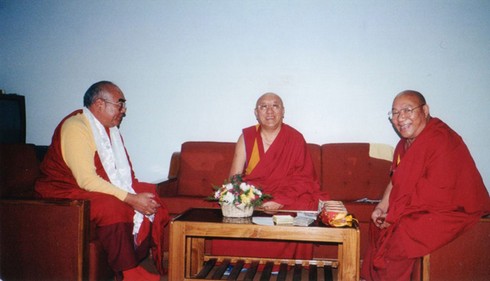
[168, 208, 359, 280]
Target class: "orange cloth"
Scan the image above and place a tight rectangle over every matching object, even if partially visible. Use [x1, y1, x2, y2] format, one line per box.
[361, 118, 490, 281]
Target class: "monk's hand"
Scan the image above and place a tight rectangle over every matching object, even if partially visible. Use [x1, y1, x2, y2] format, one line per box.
[372, 207, 389, 229]
[124, 192, 161, 215]
[261, 201, 283, 214]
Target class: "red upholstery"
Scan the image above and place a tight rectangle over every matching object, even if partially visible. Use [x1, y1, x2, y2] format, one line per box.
[159, 141, 488, 279]
[0, 200, 90, 280]
[420, 217, 490, 281]
[0, 143, 40, 198]
[308, 143, 322, 184]
[178, 141, 235, 197]
[157, 141, 391, 259]
[158, 141, 323, 214]
[319, 143, 392, 258]
[321, 143, 391, 201]
[0, 144, 112, 281]
[162, 195, 217, 214]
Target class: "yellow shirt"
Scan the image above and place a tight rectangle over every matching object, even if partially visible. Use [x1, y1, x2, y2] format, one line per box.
[60, 112, 128, 201]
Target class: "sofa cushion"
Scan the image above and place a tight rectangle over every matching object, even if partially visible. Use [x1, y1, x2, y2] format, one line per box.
[0, 144, 40, 198]
[178, 141, 236, 197]
[321, 143, 392, 201]
[343, 202, 377, 222]
[161, 195, 218, 214]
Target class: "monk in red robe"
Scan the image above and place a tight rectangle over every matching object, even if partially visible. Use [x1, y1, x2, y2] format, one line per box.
[361, 90, 490, 281]
[212, 92, 329, 259]
[35, 81, 169, 281]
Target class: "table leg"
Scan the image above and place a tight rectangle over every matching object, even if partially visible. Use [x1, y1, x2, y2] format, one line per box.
[168, 221, 185, 280]
[188, 237, 205, 276]
[340, 229, 360, 280]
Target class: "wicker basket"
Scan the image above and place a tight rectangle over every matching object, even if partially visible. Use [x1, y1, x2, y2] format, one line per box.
[221, 204, 254, 218]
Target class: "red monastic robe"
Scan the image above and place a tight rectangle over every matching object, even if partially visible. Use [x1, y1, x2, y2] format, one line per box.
[361, 118, 490, 281]
[211, 124, 329, 259]
[243, 124, 329, 210]
[35, 110, 169, 275]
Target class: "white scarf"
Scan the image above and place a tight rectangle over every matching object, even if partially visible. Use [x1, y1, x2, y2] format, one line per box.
[83, 108, 153, 238]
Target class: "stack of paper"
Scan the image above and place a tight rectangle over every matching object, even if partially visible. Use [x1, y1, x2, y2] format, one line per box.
[272, 215, 294, 225]
[292, 216, 315, 226]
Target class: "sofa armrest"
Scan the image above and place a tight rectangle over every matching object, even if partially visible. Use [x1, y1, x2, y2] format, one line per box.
[157, 178, 179, 197]
[156, 151, 180, 197]
[0, 199, 90, 281]
[168, 152, 181, 179]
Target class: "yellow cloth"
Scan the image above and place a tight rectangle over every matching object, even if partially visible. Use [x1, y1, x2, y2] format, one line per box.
[60, 113, 128, 201]
[368, 143, 394, 162]
[245, 124, 261, 175]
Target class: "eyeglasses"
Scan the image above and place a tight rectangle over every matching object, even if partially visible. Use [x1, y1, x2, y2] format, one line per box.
[256, 104, 283, 112]
[101, 98, 126, 111]
[388, 104, 425, 120]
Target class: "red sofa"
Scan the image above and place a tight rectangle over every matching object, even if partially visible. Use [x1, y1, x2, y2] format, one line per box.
[158, 141, 490, 280]
[157, 141, 393, 259]
[3, 142, 486, 280]
[0, 143, 113, 281]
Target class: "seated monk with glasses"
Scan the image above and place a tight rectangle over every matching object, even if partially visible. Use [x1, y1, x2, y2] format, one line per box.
[35, 81, 169, 281]
[361, 90, 490, 281]
[211, 92, 330, 260]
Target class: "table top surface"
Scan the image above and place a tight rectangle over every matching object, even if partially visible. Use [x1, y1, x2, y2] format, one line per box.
[172, 207, 357, 229]
[174, 207, 273, 222]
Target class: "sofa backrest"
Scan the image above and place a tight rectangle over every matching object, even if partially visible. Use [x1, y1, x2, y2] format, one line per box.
[178, 141, 236, 197]
[174, 141, 393, 200]
[0, 143, 41, 198]
[321, 143, 392, 201]
[176, 141, 322, 197]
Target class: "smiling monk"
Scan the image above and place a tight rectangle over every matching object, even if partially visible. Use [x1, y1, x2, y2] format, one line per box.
[361, 90, 490, 281]
[212, 92, 329, 260]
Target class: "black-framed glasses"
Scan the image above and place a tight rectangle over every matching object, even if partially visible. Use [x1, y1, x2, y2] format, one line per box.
[388, 104, 425, 120]
[101, 98, 126, 111]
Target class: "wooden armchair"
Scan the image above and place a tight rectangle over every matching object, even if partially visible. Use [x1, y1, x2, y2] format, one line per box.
[0, 199, 111, 280]
[0, 144, 112, 281]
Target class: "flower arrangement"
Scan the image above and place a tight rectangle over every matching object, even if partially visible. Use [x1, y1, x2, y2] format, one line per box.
[210, 174, 272, 207]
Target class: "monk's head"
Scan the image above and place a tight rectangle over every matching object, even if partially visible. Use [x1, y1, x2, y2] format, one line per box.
[84, 81, 127, 128]
[389, 90, 430, 141]
[254, 92, 285, 130]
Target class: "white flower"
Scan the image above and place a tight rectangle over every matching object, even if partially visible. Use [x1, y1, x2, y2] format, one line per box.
[239, 182, 250, 192]
[221, 192, 235, 205]
[211, 175, 270, 207]
[214, 190, 221, 199]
